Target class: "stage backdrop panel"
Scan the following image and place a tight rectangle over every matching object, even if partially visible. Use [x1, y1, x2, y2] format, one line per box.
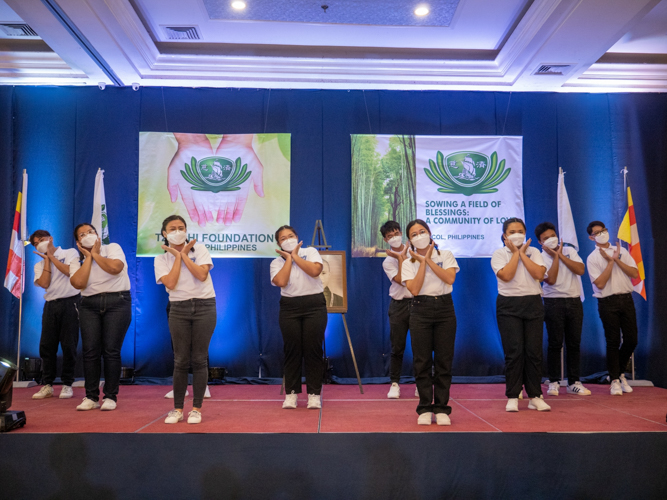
[138, 132, 290, 258]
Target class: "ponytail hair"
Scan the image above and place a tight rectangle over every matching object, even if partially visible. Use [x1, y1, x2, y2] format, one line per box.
[405, 219, 440, 263]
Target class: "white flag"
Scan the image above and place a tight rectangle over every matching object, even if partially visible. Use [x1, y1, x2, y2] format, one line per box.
[92, 169, 110, 244]
[557, 167, 584, 301]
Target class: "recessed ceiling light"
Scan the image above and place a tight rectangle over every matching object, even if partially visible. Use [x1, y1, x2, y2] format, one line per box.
[231, 1, 246, 10]
[414, 6, 429, 16]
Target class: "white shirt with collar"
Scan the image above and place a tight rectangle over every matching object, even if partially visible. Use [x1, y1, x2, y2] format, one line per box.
[382, 247, 413, 300]
[491, 246, 546, 297]
[586, 245, 636, 298]
[69, 243, 131, 297]
[154, 243, 215, 301]
[541, 246, 584, 299]
[34, 247, 80, 301]
[401, 248, 459, 296]
[270, 246, 324, 298]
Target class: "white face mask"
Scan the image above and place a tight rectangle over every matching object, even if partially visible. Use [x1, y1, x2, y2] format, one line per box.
[166, 230, 187, 246]
[542, 236, 559, 249]
[387, 235, 402, 249]
[507, 233, 525, 247]
[80, 234, 98, 248]
[281, 238, 298, 252]
[595, 232, 609, 245]
[411, 233, 431, 250]
[36, 241, 50, 254]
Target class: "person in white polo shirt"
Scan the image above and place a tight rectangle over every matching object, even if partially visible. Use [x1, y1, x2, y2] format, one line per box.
[270, 225, 327, 410]
[491, 217, 550, 413]
[585, 220, 639, 396]
[69, 223, 132, 411]
[29, 230, 80, 400]
[401, 219, 458, 426]
[379, 220, 413, 400]
[155, 215, 216, 425]
[535, 222, 591, 397]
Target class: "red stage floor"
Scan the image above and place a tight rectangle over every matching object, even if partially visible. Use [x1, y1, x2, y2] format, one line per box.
[9, 383, 667, 434]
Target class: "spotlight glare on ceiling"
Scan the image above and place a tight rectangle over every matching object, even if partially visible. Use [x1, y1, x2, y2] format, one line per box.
[414, 6, 429, 16]
[231, 1, 246, 10]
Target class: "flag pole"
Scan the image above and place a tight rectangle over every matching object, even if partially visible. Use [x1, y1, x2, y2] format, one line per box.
[15, 170, 28, 383]
[620, 166, 636, 380]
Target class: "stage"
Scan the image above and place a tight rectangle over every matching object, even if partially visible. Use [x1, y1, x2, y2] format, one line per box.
[2, 383, 667, 498]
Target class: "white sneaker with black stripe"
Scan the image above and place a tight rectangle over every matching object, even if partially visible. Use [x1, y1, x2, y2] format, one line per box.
[567, 381, 591, 395]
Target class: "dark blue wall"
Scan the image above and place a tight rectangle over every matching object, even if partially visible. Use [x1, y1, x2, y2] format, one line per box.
[1, 87, 665, 387]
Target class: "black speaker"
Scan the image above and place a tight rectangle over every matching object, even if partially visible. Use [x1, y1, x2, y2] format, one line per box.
[22, 358, 41, 384]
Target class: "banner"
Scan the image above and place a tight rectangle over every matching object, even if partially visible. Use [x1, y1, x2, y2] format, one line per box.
[92, 169, 110, 244]
[138, 133, 290, 258]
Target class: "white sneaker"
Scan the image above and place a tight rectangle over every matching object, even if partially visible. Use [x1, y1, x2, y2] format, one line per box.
[165, 409, 183, 424]
[307, 394, 322, 409]
[528, 397, 551, 411]
[414, 387, 419, 398]
[619, 374, 633, 393]
[282, 393, 298, 409]
[610, 379, 623, 396]
[567, 381, 591, 395]
[435, 413, 451, 426]
[59, 385, 74, 399]
[547, 381, 560, 396]
[204, 386, 211, 398]
[187, 410, 202, 424]
[506, 398, 519, 412]
[417, 412, 433, 425]
[387, 383, 400, 399]
[32, 385, 53, 400]
[164, 389, 189, 399]
[100, 398, 117, 411]
[76, 397, 100, 411]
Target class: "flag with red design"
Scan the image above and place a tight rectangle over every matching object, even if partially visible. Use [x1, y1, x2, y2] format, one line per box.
[4, 192, 23, 298]
[617, 187, 646, 300]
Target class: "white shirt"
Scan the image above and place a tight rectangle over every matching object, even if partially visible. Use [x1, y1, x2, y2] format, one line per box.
[154, 243, 215, 301]
[33, 247, 80, 301]
[69, 243, 131, 297]
[270, 247, 324, 297]
[382, 250, 413, 300]
[401, 249, 459, 296]
[586, 245, 636, 298]
[541, 247, 584, 299]
[491, 246, 546, 297]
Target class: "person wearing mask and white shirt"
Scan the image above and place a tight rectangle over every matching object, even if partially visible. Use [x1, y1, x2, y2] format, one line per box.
[491, 217, 550, 413]
[535, 222, 591, 397]
[69, 223, 132, 411]
[379, 220, 415, 400]
[585, 220, 639, 396]
[30, 230, 81, 400]
[270, 225, 327, 410]
[155, 215, 216, 424]
[402, 219, 459, 426]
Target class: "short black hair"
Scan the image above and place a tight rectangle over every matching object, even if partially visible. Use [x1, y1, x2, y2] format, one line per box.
[534, 222, 556, 241]
[380, 221, 401, 238]
[275, 225, 298, 244]
[502, 217, 526, 234]
[29, 229, 51, 246]
[587, 220, 605, 235]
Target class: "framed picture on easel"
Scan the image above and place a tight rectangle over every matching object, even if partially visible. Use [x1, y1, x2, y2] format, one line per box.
[319, 251, 347, 313]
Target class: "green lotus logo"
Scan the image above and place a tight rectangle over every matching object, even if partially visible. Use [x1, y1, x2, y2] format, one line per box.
[181, 156, 252, 193]
[425, 150, 511, 196]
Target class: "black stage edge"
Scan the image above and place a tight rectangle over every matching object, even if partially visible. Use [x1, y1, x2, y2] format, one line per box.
[2, 433, 667, 499]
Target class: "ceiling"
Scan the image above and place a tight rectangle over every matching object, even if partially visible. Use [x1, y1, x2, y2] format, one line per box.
[0, 0, 665, 91]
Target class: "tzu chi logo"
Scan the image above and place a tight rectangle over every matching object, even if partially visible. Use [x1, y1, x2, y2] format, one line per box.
[424, 150, 511, 196]
[180, 156, 252, 193]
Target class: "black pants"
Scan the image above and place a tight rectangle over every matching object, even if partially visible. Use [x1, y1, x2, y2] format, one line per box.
[409, 294, 457, 415]
[388, 298, 411, 383]
[279, 293, 328, 395]
[496, 294, 544, 399]
[597, 293, 638, 381]
[544, 297, 584, 383]
[40, 294, 81, 386]
[79, 291, 132, 402]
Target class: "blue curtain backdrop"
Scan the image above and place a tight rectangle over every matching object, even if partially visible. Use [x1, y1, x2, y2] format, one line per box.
[0, 87, 664, 388]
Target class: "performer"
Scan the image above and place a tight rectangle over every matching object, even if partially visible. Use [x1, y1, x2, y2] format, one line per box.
[379, 221, 413, 399]
[586, 221, 639, 396]
[155, 215, 216, 424]
[402, 219, 458, 426]
[29, 230, 81, 400]
[535, 222, 591, 396]
[491, 217, 550, 412]
[270, 225, 327, 410]
[69, 224, 132, 411]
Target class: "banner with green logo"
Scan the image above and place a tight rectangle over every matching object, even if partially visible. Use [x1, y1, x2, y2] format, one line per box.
[138, 132, 290, 258]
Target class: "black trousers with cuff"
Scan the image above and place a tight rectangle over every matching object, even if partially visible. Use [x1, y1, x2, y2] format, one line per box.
[388, 297, 411, 384]
[544, 297, 584, 383]
[597, 293, 638, 381]
[40, 294, 81, 386]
